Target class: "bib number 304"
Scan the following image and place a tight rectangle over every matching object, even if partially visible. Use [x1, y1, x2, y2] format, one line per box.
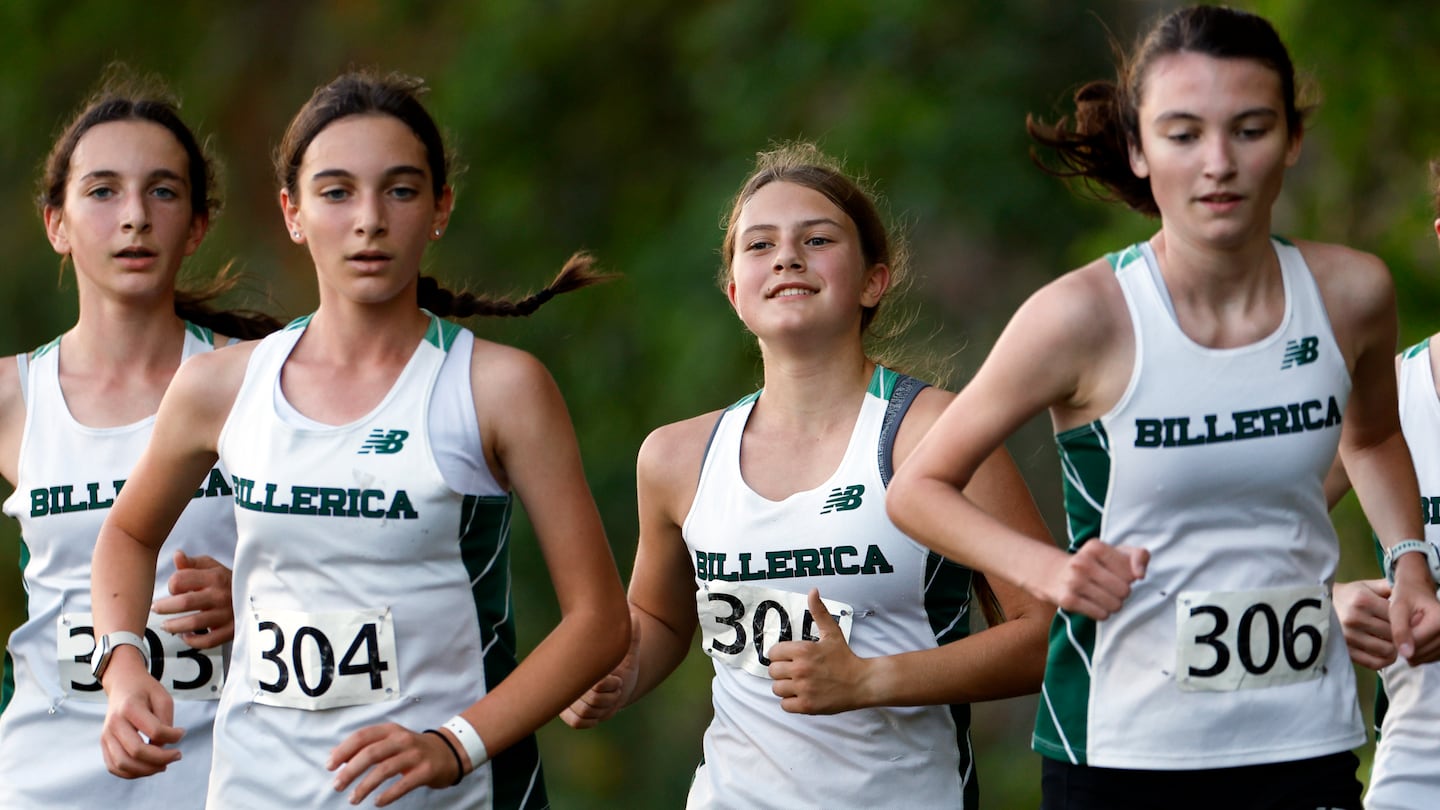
[251, 606, 399, 711]
[1175, 585, 1329, 692]
[697, 581, 854, 679]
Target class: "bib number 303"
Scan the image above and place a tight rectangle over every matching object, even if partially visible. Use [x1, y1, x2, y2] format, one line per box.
[250, 606, 399, 711]
[696, 581, 854, 679]
[1174, 585, 1329, 692]
[58, 612, 224, 701]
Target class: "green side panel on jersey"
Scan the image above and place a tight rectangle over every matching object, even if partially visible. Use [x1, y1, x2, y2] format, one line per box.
[423, 313, 461, 351]
[31, 335, 61, 360]
[867, 365, 898, 399]
[1104, 243, 1143, 273]
[1374, 676, 1389, 741]
[2, 538, 32, 717]
[1032, 420, 1111, 764]
[458, 493, 549, 809]
[1402, 338, 1430, 360]
[924, 551, 978, 807]
[184, 320, 215, 347]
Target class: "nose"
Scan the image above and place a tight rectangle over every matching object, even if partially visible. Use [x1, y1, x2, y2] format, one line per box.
[120, 193, 151, 234]
[773, 239, 804, 273]
[355, 192, 387, 237]
[1203, 135, 1237, 181]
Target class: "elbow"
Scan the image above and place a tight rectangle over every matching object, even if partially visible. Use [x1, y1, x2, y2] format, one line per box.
[885, 472, 922, 537]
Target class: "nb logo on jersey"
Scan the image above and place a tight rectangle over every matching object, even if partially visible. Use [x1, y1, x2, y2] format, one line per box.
[358, 429, 409, 455]
[1281, 336, 1320, 369]
[820, 484, 865, 514]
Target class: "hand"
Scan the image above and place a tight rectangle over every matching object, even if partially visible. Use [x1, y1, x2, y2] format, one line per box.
[1389, 555, 1440, 665]
[1334, 579, 1395, 669]
[561, 613, 640, 729]
[153, 550, 234, 648]
[100, 652, 184, 778]
[329, 723, 461, 806]
[1045, 540, 1148, 621]
[767, 589, 868, 715]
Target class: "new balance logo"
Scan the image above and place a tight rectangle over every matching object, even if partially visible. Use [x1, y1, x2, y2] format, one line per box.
[358, 429, 409, 455]
[1281, 336, 1319, 369]
[820, 484, 865, 514]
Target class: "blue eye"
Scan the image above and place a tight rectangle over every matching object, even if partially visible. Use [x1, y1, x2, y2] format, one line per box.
[88, 186, 116, 200]
[746, 240, 773, 251]
[805, 236, 832, 247]
[320, 188, 349, 202]
[151, 187, 179, 200]
[390, 186, 419, 200]
[1166, 132, 1197, 144]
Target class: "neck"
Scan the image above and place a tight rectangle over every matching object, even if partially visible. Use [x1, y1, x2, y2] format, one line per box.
[754, 338, 875, 434]
[67, 290, 187, 372]
[1151, 228, 1280, 305]
[303, 290, 431, 365]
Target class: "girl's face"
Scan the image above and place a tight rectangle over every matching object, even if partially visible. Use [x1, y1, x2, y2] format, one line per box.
[281, 113, 452, 307]
[1129, 51, 1302, 250]
[45, 120, 206, 303]
[726, 180, 887, 344]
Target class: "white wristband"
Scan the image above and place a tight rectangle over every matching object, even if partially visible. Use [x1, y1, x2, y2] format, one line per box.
[443, 715, 489, 770]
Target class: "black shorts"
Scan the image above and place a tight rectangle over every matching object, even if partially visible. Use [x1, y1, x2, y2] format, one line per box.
[1040, 751, 1362, 810]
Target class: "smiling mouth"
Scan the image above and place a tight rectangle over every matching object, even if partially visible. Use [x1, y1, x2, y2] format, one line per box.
[768, 287, 816, 298]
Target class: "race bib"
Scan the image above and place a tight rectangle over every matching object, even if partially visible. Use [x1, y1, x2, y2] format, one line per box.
[57, 612, 224, 701]
[1174, 585, 1329, 692]
[249, 606, 399, 711]
[696, 581, 854, 679]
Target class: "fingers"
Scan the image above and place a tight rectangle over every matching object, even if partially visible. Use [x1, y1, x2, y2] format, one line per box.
[805, 589, 843, 639]
[101, 678, 184, 778]
[560, 674, 626, 729]
[1053, 541, 1145, 620]
[329, 724, 454, 806]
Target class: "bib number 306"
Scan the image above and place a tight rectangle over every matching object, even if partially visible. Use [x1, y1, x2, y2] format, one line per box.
[251, 606, 399, 711]
[1175, 585, 1329, 692]
[696, 581, 854, 679]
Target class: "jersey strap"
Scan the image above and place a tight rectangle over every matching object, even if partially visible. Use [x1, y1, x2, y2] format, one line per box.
[877, 371, 929, 487]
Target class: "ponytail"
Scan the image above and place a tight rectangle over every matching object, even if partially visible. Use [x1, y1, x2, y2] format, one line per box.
[172, 263, 284, 340]
[1026, 80, 1156, 216]
[417, 252, 613, 319]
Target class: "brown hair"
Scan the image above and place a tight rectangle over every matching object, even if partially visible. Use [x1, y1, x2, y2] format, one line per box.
[278, 70, 610, 317]
[1026, 5, 1306, 216]
[1430, 158, 1440, 219]
[719, 142, 909, 338]
[41, 66, 281, 339]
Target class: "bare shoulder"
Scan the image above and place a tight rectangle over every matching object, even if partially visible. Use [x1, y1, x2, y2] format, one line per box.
[168, 340, 259, 422]
[0, 353, 21, 419]
[469, 337, 555, 404]
[891, 384, 954, 468]
[1293, 239, 1394, 319]
[638, 410, 724, 519]
[0, 354, 24, 483]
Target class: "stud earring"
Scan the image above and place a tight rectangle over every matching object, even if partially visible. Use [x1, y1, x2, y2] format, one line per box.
[292, 230, 301, 239]
[434, 229, 442, 237]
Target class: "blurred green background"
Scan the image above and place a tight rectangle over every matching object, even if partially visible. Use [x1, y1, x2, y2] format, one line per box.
[1, 1, 1437, 806]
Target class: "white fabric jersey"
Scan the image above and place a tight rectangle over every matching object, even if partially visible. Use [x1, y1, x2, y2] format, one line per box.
[1033, 239, 1364, 770]
[682, 366, 978, 809]
[0, 324, 236, 808]
[1366, 338, 1440, 809]
[210, 313, 546, 809]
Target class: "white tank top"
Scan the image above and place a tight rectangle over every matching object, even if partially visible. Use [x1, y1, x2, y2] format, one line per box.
[683, 366, 978, 808]
[1366, 338, 1440, 809]
[0, 324, 236, 808]
[209, 313, 545, 809]
[1033, 239, 1364, 770]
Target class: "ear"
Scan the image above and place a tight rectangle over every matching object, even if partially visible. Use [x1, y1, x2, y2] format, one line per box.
[1433, 217, 1440, 245]
[725, 277, 741, 315]
[279, 188, 303, 243]
[183, 214, 210, 258]
[43, 206, 69, 255]
[1284, 127, 1304, 168]
[860, 263, 890, 308]
[1128, 137, 1150, 179]
[430, 186, 455, 240]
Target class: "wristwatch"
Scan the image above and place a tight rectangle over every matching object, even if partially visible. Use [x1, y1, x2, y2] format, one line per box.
[1383, 539, 1440, 585]
[90, 631, 150, 681]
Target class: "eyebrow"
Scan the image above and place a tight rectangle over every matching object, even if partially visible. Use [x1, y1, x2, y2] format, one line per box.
[76, 168, 188, 184]
[309, 165, 429, 182]
[1153, 107, 1280, 125]
[741, 217, 847, 235]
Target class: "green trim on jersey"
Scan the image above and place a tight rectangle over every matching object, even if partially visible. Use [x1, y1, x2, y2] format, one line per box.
[183, 320, 215, 347]
[423, 313, 461, 351]
[1033, 419, 1112, 765]
[31, 336, 61, 360]
[1402, 338, 1431, 360]
[1, 539, 30, 716]
[727, 390, 761, 410]
[924, 551, 979, 806]
[1104, 244, 1144, 272]
[868, 365, 898, 399]
[457, 493, 548, 809]
[283, 314, 313, 331]
[1271, 233, 1295, 247]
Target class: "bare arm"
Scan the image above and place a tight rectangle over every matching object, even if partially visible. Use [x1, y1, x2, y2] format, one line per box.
[90, 346, 249, 777]
[333, 341, 630, 804]
[562, 414, 711, 727]
[0, 354, 26, 486]
[888, 266, 1148, 620]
